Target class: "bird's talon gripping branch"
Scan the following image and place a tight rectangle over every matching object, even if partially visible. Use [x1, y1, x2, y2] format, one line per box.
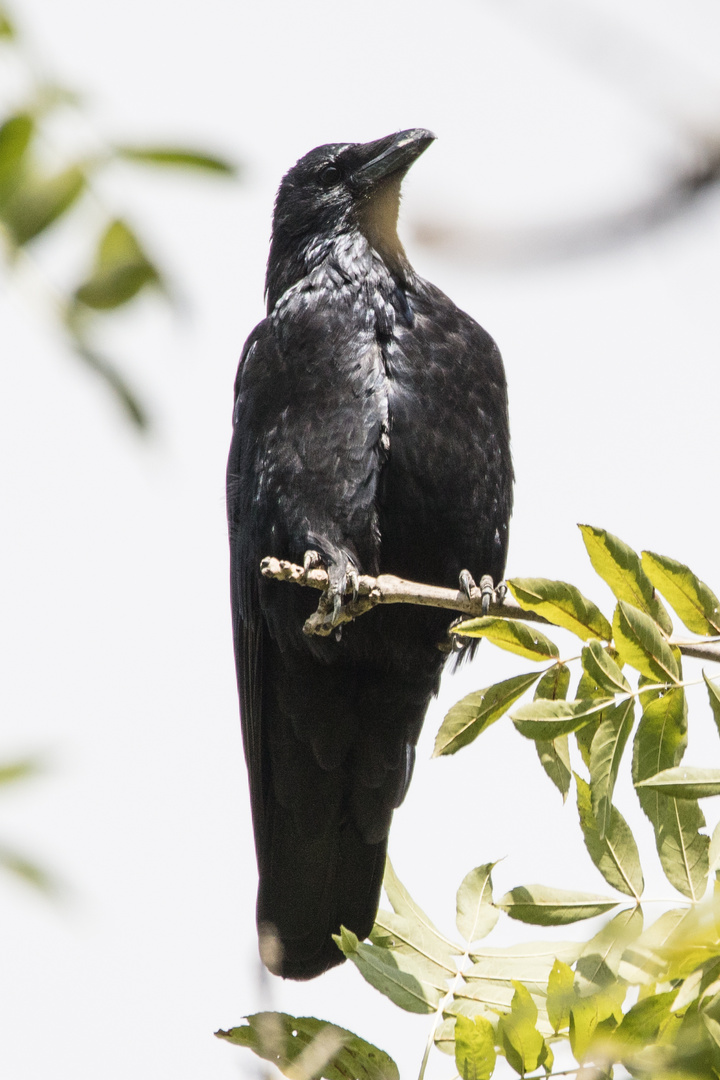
[480, 573, 495, 616]
[459, 568, 477, 600]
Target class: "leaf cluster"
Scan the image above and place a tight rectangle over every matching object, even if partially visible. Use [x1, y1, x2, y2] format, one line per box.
[0, 9, 238, 429]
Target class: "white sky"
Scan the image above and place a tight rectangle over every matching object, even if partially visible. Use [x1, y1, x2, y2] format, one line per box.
[2, 1, 720, 1078]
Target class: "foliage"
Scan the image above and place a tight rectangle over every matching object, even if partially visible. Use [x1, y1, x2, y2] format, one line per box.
[0, 3, 238, 429]
[0, 757, 55, 893]
[219, 526, 720, 1079]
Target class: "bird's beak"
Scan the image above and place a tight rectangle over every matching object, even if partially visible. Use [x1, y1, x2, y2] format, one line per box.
[349, 129, 436, 191]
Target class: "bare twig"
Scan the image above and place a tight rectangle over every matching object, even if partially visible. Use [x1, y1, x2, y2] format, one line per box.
[259, 556, 720, 664]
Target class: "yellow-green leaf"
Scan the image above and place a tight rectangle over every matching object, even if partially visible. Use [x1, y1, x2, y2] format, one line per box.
[642, 550, 720, 636]
[0, 113, 33, 204]
[507, 577, 612, 641]
[215, 1012, 399, 1080]
[579, 525, 673, 634]
[497, 982, 546, 1074]
[547, 959, 575, 1032]
[581, 639, 631, 695]
[74, 218, 160, 309]
[433, 671, 539, 756]
[115, 145, 238, 175]
[576, 774, 644, 898]
[2, 164, 85, 245]
[334, 927, 442, 1014]
[704, 671, 720, 740]
[590, 697, 635, 838]
[613, 601, 679, 684]
[635, 767, 720, 799]
[497, 885, 618, 925]
[456, 864, 499, 944]
[454, 1014, 496, 1080]
[452, 616, 558, 660]
[512, 696, 614, 741]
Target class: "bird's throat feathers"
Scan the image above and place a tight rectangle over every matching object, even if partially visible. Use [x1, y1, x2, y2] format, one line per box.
[265, 175, 408, 313]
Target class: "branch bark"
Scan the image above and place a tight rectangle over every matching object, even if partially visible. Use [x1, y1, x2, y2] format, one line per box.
[259, 556, 720, 664]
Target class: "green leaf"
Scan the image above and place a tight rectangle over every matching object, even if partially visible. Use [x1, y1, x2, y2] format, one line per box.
[579, 524, 673, 634]
[581, 639, 631, 695]
[636, 767, 720, 799]
[612, 991, 676, 1049]
[433, 671, 539, 756]
[0, 113, 33, 205]
[2, 164, 85, 245]
[613, 601, 679, 684]
[370, 909, 456, 983]
[535, 737, 572, 801]
[547, 959, 575, 1032]
[382, 858, 458, 956]
[73, 219, 160, 309]
[452, 616, 559, 661]
[467, 941, 580, 981]
[619, 907, 693, 985]
[71, 343, 149, 429]
[569, 993, 621, 1062]
[454, 1014, 496, 1080]
[590, 697, 635, 838]
[115, 145, 238, 175]
[576, 774, 644, 898]
[456, 864, 499, 944]
[704, 671, 720, 740]
[334, 927, 442, 1014]
[512, 696, 614, 741]
[497, 982, 546, 1075]
[575, 906, 643, 994]
[507, 578, 612, 641]
[633, 688, 709, 899]
[497, 885, 618, 925]
[215, 1012, 399, 1080]
[535, 662, 571, 702]
[642, 550, 720, 636]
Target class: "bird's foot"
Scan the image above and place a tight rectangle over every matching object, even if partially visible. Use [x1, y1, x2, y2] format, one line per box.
[458, 569, 507, 615]
[302, 548, 359, 637]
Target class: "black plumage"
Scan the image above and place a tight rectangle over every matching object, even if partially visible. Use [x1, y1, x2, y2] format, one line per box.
[227, 130, 513, 980]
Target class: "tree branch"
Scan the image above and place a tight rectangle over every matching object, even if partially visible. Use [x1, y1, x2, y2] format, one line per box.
[259, 556, 720, 663]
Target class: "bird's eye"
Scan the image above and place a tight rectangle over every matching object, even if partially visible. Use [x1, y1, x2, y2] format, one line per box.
[317, 164, 340, 187]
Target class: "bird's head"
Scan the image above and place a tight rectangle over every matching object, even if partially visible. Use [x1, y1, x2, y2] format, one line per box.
[266, 129, 435, 308]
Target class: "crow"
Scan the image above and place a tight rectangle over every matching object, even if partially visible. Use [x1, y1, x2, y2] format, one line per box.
[227, 129, 513, 980]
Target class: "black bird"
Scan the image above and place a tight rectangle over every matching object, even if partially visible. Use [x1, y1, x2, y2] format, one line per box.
[227, 129, 513, 980]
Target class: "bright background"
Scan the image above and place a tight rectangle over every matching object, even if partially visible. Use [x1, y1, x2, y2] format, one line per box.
[2, 1, 720, 1077]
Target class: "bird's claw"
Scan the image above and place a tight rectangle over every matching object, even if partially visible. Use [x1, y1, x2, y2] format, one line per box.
[304, 548, 359, 633]
[459, 569, 476, 600]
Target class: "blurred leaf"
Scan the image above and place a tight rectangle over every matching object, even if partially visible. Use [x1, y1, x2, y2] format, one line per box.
[452, 616, 559, 661]
[704, 671, 720, 740]
[579, 525, 673, 634]
[0, 7, 15, 36]
[497, 982, 546, 1075]
[512, 696, 614, 741]
[642, 550, 720, 636]
[334, 927, 442, 1014]
[619, 907, 693, 985]
[581, 639, 631, 696]
[456, 864, 498, 944]
[507, 577, 612, 641]
[0, 845, 54, 893]
[635, 767, 720, 799]
[0, 113, 33, 205]
[0, 758, 41, 785]
[569, 991, 621, 1062]
[576, 774, 644, 898]
[497, 885, 618, 925]
[115, 145, 238, 175]
[73, 219, 160, 310]
[215, 1012, 399, 1080]
[590, 697, 635, 838]
[2, 164, 85, 245]
[613, 601, 679, 684]
[547, 959, 575, 1032]
[73, 344, 149, 429]
[433, 671, 539, 756]
[454, 1014, 496, 1080]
